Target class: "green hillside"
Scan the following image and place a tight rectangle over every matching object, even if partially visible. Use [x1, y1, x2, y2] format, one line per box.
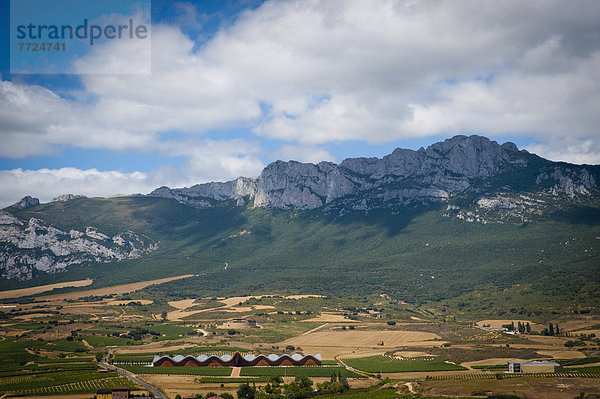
[4, 196, 600, 316]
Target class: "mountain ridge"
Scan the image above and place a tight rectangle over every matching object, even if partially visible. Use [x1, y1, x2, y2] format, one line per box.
[148, 135, 598, 212]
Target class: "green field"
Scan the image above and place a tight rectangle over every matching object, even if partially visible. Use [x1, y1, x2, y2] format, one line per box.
[0, 369, 117, 392]
[239, 366, 363, 378]
[342, 356, 467, 373]
[82, 335, 143, 347]
[572, 366, 600, 373]
[48, 339, 89, 353]
[120, 365, 233, 376]
[17, 376, 138, 396]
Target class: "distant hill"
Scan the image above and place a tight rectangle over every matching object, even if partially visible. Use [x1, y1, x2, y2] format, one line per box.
[1, 135, 599, 316]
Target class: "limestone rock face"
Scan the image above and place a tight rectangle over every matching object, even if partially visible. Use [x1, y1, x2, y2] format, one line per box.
[52, 194, 86, 202]
[0, 212, 157, 281]
[13, 196, 40, 209]
[147, 135, 598, 211]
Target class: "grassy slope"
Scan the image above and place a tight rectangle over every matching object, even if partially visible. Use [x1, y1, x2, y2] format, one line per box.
[4, 196, 600, 314]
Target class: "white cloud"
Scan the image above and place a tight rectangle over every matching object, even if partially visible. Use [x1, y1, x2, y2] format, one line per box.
[0, 138, 265, 208]
[2, 0, 600, 176]
[274, 144, 335, 164]
[0, 168, 155, 208]
[526, 138, 600, 165]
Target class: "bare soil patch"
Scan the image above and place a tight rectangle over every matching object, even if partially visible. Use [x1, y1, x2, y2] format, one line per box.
[139, 374, 248, 399]
[536, 349, 586, 359]
[39, 274, 194, 300]
[168, 299, 197, 310]
[283, 330, 443, 348]
[0, 279, 92, 300]
[420, 375, 600, 399]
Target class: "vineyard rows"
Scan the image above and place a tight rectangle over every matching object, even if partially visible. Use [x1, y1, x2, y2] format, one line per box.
[428, 372, 600, 381]
[17, 377, 137, 395]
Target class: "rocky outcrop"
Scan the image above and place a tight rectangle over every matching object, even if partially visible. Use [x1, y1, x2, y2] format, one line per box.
[148, 135, 598, 212]
[0, 211, 157, 281]
[52, 194, 87, 202]
[13, 196, 40, 209]
[149, 177, 257, 208]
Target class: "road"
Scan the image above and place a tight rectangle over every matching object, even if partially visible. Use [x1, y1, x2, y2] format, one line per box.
[101, 349, 166, 399]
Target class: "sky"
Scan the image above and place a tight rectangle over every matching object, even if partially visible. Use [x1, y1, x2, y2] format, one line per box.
[1, 0, 600, 208]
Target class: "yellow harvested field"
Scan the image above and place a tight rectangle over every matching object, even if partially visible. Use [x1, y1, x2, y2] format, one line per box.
[296, 347, 387, 359]
[219, 295, 263, 307]
[536, 350, 586, 359]
[0, 278, 93, 299]
[116, 343, 203, 354]
[525, 335, 568, 347]
[302, 312, 358, 323]
[38, 274, 194, 300]
[168, 299, 197, 309]
[555, 318, 600, 331]
[283, 330, 443, 348]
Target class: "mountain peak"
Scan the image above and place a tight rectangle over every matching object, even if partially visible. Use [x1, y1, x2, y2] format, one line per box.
[147, 135, 597, 211]
[13, 196, 40, 209]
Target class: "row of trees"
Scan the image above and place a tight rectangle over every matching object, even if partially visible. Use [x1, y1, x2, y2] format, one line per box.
[502, 321, 565, 336]
[237, 373, 349, 399]
[541, 323, 560, 336]
[502, 321, 531, 333]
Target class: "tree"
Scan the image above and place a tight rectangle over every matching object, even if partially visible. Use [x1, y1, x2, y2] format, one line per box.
[237, 383, 256, 399]
[555, 324, 560, 336]
[526, 322, 531, 334]
[284, 376, 314, 399]
[175, 395, 182, 399]
[549, 323, 555, 336]
[221, 393, 234, 399]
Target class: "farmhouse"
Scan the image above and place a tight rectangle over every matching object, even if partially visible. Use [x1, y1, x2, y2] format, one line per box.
[96, 386, 131, 399]
[152, 352, 321, 367]
[508, 361, 563, 373]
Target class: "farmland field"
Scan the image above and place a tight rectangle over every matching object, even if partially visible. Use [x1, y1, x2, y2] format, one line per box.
[239, 366, 364, 378]
[342, 356, 467, 373]
[120, 365, 233, 376]
[283, 330, 442, 348]
[17, 376, 138, 396]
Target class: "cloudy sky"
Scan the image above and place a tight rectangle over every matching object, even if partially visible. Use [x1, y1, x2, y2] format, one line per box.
[1, 0, 600, 207]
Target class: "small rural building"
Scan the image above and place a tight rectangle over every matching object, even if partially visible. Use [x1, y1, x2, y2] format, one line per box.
[96, 386, 131, 399]
[96, 389, 113, 399]
[508, 361, 563, 373]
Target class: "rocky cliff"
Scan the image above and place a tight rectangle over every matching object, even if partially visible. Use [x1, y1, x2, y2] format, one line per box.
[149, 135, 598, 212]
[0, 211, 157, 280]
